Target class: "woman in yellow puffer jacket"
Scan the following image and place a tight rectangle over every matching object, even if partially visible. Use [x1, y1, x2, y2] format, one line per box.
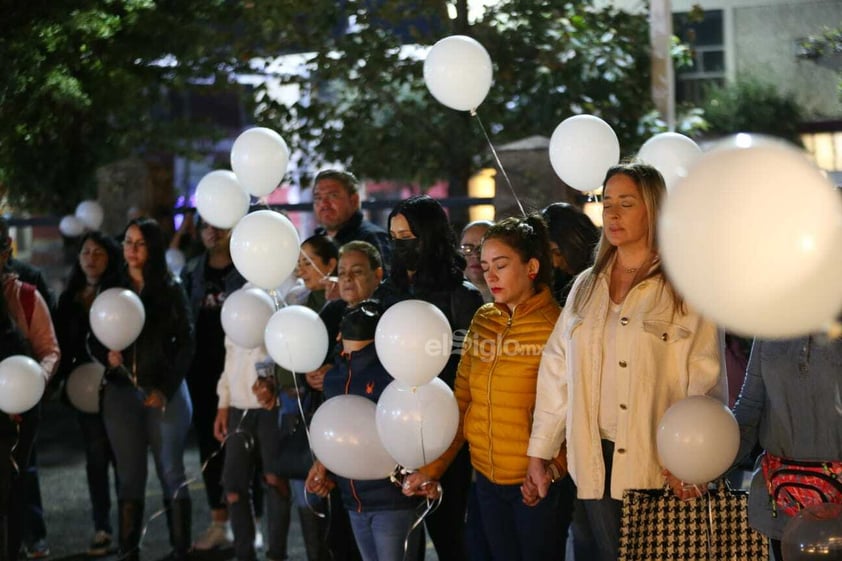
[403, 213, 566, 561]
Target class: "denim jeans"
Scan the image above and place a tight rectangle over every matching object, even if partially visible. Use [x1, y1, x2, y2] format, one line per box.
[473, 471, 563, 561]
[78, 411, 116, 533]
[347, 508, 422, 561]
[574, 439, 623, 561]
[102, 380, 192, 500]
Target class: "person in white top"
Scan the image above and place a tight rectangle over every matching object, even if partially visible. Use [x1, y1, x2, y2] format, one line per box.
[524, 162, 725, 561]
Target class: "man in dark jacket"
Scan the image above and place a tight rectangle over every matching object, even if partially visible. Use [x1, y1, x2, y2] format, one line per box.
[312, 170, 391, 269]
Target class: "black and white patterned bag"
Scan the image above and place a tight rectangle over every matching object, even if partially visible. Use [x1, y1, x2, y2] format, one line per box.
[618, 483, 769, 561]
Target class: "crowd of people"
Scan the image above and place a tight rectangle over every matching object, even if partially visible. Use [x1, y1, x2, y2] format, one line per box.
[0, 163, 838, 561]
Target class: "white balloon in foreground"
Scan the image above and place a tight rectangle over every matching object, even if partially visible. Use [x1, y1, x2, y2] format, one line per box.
[230, 127, 290, 198]
[549, 115, 620, 192]
[264, 305, 328, 373]
[230, 210, 300, 290]
[66, 362, 105, 414]
[423, 35, 493, 112]
[195, 170, 250, 229]
[637, 132, 702, 191]
[221, 287, 275, 349]
[89, 288, 146, 351]
[0, 355, 46, 415]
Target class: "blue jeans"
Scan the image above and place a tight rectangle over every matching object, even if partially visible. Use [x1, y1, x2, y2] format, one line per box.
[78, 411, 117, 533]
[575, 440, 623, 561]
[473, 471, 563, 561]
[347, 508, 422, 561]
[102, 380, 192, 500]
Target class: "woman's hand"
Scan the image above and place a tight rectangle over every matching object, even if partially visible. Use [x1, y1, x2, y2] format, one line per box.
[107, 350, 123, 368]
[305, 461, 335, 498]
[523, 456, 554, 504]
[143, 389, 166, 409]
[252, 377, 278, 410]
[662, 469, 708, 501]
[401, 471, 441, 499]
[305, 364, 331, 391]
[213, 408, 229, 442]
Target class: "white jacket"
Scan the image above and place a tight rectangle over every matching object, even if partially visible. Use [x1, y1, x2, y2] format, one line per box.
[527, 265, 725, 499]
[216, 336, 271, 410]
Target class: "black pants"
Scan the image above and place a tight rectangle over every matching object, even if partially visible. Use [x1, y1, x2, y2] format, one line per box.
[425, 444, 472, 561]
[0, 405, 40, 560]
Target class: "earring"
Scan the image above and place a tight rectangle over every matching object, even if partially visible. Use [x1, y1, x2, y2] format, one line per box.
[528, 272, 537, 281]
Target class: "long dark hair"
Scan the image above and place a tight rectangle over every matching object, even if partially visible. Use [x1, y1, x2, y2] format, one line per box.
[542, 202, 600, 275]
[123, 217, 170, 295]
[64, 231, 123, 297]
[387, 195, 465, 291]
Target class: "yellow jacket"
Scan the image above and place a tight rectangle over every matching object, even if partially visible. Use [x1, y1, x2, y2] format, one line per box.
[424, 286, 560, 485]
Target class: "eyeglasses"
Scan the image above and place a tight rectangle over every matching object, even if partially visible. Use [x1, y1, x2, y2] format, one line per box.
[459, 244, 480, 257]
[122, 239, 146, 250]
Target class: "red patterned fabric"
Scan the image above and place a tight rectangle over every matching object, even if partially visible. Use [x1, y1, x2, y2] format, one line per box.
[761, 452, 842, 517]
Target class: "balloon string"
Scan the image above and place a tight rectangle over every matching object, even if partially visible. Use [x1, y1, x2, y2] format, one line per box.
[299, 249, 338, 293]
[402, 488, 443, 560]
[416, 390, 427, 468]
[9, 423, 20, 475]
[471, 109, 526, 218]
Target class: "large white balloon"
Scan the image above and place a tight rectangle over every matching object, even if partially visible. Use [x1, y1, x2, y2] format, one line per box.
[264, 305, 328, 373]
[374, 299, 452, 387]
[89, 288, 146, 351]
[637, 132, 702, 191]
[230, 127, 290, 197]
[0, 355, 46, 415]
[66, 362, 105, 414]
[230, 210, 301, 290]
[659, 134, 842, 338]
[656, 396, 739, 485]
[375, 379, 459, 469]
[548, 115, 620, 192]
[75, 200, 104, 230]
[59, 215, 86, 237]
[165, 248, 186, 276]
[221, 287, 276, 349]
[195, 170, 250, 229]
[423, 35, 493, 112]
[310, 395, 397, 480]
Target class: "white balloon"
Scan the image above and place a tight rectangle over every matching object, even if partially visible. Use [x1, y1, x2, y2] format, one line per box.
[310, 395, 397, 480]
[423, 35, 493, 112]
[548, 115, 620, 192]
[375, 379, 459, 469]
[374, 299, 452, 387]
[230, 127, 290, 197]
[195, 170, 250, 229]
[264, 305, 328, 373]
[659, 134, 842, 338]
[66, 362, 105, 414]
[165, 248, 186, 276]
[230, 210, 301, 290]
[75, 200, 104, 230]
[637, 132, 702, 191]
[0, 355, 46, 415]
[221, 287, 276, 349]
[89, 288, 146, 351]
[59, 215, 86, 237]
[656, 396, 739, 485]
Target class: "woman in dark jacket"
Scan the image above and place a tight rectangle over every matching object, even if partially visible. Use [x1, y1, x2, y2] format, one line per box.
[54, 231, 123, 556]
[374, 195, 484, 561]
[96, 218, 195, 561]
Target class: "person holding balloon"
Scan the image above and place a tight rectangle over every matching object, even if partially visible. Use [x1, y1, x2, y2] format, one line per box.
[375, 194, 484, 561]
[0, 238, 59, 561]
[94, 218, 195, 561]
[524, 162, 724, 561]
[305, 299, 424, 561]
[730, 334, 842, 561]
[402, 214, 565, 561]
[53, 231, 123, 556]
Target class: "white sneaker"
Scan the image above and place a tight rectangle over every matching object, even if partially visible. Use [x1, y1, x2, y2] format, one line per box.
[192, 521, 233, 550]
[253, 518, 264, 551]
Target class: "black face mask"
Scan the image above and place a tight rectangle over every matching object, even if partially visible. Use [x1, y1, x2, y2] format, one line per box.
[340, 300, 382, 341]
[391, 238, 421, 271]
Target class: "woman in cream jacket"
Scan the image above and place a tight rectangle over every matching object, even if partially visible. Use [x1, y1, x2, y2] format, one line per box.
[525, 162, 725, 561]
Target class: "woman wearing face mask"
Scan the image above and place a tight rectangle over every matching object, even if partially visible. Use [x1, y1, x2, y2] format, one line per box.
[375, 194, 485, 561]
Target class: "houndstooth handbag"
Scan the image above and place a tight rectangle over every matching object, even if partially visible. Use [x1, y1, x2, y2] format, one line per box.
[618, 482, 769, 561]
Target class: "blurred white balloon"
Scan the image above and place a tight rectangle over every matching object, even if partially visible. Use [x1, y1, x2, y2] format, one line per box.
[659, 134, 842, 338]
[59, 215, 86, 237]
[423, 35, 493, 112]
[549, 115, 620, 192]
[310, 395, 397, 480]
[637, 132, 702, 191]
[230, 210, 301, 290]
[195, 170, 250, 229]
[264, 305, 328, 373]
[66, 362, 105, 414]
[89, 288, 146, 351]
[656, 396, 739, 485]
[0, 355, 46, 415]
[375, 379, 459, 469]
[75, 200, 104, 230]
[230, 127, 290, 198]
[221, 287, 276, 349]
[165, 248, 186, 276]
[375, 299, 452, 387]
